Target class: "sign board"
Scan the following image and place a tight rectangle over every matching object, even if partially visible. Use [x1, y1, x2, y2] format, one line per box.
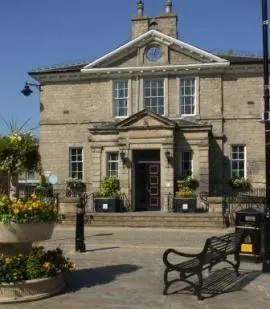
[44, 170, 52, 178]
[245, 216, 256, 222]
[48, 174, 58, 185]
[182, 204, 188, 210]
[102, 204, 108, 210]
[241, 243, 253, 253]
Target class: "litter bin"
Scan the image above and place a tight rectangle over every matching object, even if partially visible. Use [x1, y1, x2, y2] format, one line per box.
[235, 207, 264, 262]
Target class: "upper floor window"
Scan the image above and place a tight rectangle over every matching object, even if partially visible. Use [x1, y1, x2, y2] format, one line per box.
[181, 151, 193, 178]
[69, 148, 83, 180]
[231, 145, 246, 178]
[114, 80, 128, 117]
[107, 152, 119, 178]
[144, 79, 164, 115]
[180, 77, 196, 115]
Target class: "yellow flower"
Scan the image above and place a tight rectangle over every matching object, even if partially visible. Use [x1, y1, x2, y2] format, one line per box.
[42, 262, 51, 270]
[5, 258, 12, 264]
[13, 208, 20, 214]
[68, 263, 75, 271]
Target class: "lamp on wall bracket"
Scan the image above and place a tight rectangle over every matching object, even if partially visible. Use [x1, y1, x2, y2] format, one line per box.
[21, 82, 41, 96]
[120, 151, 126, 162]
[120, 150, 131, 168]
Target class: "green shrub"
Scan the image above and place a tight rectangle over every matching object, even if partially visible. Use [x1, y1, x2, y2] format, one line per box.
[229, 176, 250, 189]
[100, 176, 120, 198]
[175, 176, 199, 198]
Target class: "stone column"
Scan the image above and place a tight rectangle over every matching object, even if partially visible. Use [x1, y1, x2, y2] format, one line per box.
[118, 147, 131, 209]
[161, 146, 174, 212]
[90, 147, 103, 193]
[198, 145, 209, 193]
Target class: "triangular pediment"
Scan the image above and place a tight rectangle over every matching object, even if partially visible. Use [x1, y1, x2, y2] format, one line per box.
[116, 109, 176, 130]
[81, 30, 229, 72]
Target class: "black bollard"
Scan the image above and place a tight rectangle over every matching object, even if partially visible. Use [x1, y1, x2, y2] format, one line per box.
[75, 196, 86, 252]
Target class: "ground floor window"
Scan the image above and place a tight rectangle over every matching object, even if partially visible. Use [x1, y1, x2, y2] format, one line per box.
[69, 148, 83, 179]
[231, 145, 246, 178]
[181, 151, 193, 177]
[107, 152, 119, 177]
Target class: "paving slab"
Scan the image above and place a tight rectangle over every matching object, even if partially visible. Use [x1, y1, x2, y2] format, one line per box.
[2, 226, 270, 309]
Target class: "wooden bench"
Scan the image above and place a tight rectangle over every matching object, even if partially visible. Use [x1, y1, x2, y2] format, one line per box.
[163, 230, 243, 300]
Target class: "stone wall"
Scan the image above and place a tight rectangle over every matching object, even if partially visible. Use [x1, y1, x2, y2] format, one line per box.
[39, 69, 265, 197]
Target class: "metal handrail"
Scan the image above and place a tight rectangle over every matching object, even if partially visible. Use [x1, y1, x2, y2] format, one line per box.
[199, 191, 210, 212]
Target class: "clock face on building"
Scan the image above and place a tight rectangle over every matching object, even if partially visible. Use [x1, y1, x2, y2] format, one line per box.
[146, 46, 162, 62]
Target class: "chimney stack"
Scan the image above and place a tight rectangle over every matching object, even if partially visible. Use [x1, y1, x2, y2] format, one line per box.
[165, 0, 172, 13]
[137, 1, 144, 16]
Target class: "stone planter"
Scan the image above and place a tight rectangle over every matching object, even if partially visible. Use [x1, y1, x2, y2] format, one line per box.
[59, 197, 79, 214]
[0, 273, 66, 304]
[0, 222, 55, 255]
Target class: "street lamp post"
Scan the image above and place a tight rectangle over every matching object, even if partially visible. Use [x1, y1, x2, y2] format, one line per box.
[262, 0, 270, 273]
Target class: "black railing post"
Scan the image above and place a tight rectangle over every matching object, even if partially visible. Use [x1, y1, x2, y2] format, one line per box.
[262, 0, 270, 273]
[75, 195, 86, 252]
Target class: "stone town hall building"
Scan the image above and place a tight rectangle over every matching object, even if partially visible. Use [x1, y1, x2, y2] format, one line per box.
[29, 1, 265, 211]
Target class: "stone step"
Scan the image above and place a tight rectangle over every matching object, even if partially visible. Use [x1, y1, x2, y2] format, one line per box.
[60, 212, 224, 228]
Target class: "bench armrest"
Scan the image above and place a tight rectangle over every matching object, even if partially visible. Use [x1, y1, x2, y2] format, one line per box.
[163, 248, 200, 268]
[164, 248, 199, 258]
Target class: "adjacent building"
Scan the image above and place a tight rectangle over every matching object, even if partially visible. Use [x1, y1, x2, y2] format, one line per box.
[28, 1, 266, 211]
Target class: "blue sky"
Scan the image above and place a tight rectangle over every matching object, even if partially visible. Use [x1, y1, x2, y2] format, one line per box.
[0, 0, 266, 134]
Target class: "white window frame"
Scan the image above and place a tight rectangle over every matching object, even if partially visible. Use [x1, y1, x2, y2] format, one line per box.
[143, 78, 165, 115]
[231, 145, 247, 178]
[107, 152, 119, 178]
[69, 148, 83, 180]
[180, 151, 193, 177]
[114, 79, 128, 118]
[179, 77, 197, 116]
[19, 169, 39, 184]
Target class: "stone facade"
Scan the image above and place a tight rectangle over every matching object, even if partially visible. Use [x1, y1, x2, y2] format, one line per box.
[29, 1, 265, 211]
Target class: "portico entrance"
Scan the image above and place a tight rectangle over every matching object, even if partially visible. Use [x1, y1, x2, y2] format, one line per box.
[133, 150, 160, 211]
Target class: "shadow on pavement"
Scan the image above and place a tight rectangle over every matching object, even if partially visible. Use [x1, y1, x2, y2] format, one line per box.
[91, 233, 114, 237]
[45, 233, 114, 243]
[85, 246, 119, 252]
[65, 264, 141, 292]
[167, 268, 261, 299]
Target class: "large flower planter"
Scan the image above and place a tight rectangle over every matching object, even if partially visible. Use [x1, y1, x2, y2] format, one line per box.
[94, 198, 124, 212]
[0, 222, 55, 256]
[0, 222, 54, 243]
[0, 273, 66, 304]
[173, 198, 197, 213]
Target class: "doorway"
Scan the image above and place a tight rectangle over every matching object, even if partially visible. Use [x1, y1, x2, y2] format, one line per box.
[133, 150, 160, 211]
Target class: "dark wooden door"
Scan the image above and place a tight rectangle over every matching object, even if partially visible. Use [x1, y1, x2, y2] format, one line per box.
[147, 164, 160, 210]
[135, 163, 160, 211]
